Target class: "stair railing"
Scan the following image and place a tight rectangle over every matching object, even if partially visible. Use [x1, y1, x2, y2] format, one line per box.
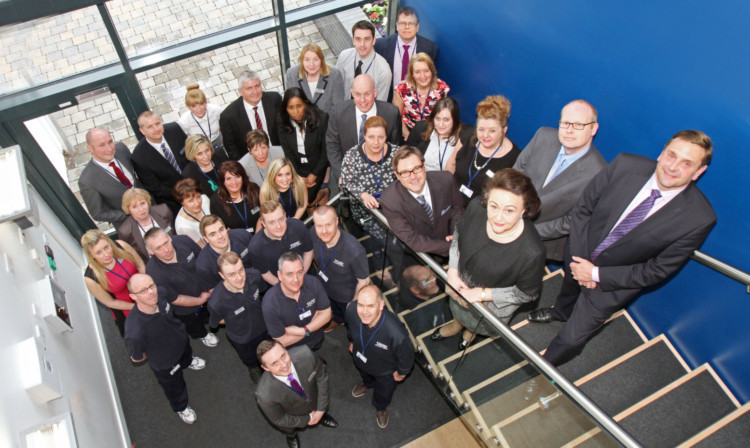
[692, 251, 750, 293]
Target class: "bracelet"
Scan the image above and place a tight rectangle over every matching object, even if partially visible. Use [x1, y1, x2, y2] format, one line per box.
[304, 326, 311, 337]
[480, 288, 486, 301]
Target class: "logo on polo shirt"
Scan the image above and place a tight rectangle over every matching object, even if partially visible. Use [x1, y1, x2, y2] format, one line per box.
[333, 259, 345, 267]
[186, 252, 195, 262]
[165, 303, 171, 313]
[289, 241, 302, 250]
[375, 341, 389, 350]
[306, 298, 316, 308]
[253, 289, 259, 300]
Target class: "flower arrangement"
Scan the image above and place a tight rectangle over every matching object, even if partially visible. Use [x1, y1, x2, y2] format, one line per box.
[362, 1, 389, 36]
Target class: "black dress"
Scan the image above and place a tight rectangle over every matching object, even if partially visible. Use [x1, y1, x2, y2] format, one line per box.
[182, 151, 228, 197]
[209, 194, 260, 231]
[453, 141, 521, 205]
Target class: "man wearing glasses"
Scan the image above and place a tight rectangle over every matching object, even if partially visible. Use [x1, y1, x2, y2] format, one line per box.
[513, 100, 607, 261]
[380, 146, 464, 278]
[374, 7, 439, 102]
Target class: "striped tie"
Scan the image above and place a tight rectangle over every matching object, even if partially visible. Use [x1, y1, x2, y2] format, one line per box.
[417, 194, 434, 225]
[359, 114, 367, 143]
[161, 143, 182, 174]
[590, 189, 662, 261]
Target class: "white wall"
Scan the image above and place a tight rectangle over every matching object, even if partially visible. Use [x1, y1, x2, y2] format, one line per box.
[0, 188, 129, 447]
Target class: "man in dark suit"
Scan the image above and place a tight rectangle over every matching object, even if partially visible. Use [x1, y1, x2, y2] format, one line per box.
[78, 128, 142, 229]
[380, 146, 463, 262]
[220, 70, 282, 160]
[513, 100, 607, 261]
[374, 6, 439, 103]
[528, 130, 716, 366]
[325, 74, 401, 195]
[131, 111, 188, 215]
[255, 339, 338, 448]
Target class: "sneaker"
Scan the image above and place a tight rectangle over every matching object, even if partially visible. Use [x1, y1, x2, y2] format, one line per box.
[177, 405, 197, 424]
[351, 382, 368, 398]
[376, 409, 388, 428]
[200, 332, 218, 347]
[188, 356, 206, 370]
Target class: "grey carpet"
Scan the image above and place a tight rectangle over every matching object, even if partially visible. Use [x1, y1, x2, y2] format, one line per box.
[694, 407, 750, 448]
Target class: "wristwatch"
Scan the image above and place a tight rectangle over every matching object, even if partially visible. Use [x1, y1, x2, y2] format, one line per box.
[480, 288, 486, 301]
[304, 326, 311, 337]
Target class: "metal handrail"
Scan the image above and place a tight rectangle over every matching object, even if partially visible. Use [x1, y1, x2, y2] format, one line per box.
[692, 250, 750, 293]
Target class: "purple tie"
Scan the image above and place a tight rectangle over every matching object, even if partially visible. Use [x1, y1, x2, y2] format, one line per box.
[288, 373, 306, 398]
[401, 45, 410, 81]
[590, 189, 662, 261]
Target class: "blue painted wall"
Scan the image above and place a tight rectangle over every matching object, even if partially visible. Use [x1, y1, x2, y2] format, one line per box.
[405, 0, 750, 401]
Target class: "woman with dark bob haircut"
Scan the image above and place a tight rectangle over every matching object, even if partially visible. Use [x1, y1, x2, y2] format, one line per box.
[431, 168, 546, 350]
[209, 161, 261, 231]
[277, 87, 330, 203]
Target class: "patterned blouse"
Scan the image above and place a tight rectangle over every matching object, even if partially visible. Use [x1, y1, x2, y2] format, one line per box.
[396, 79, 450, 129]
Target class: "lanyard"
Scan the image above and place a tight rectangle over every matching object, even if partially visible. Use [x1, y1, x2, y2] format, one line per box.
[359, 314, 386, 355]
[231, 199, 249, 228]
[137, 216, 156, 235]
[415, 88, 432, 121]
[105, 258, 133, 283]
[194, 161, 219, 192]
[318, 246, 337, 272]
[184, 208, 203, 222]
[354, 55, 375, 76]
[279, 189, 294, 217]
[257, 166, 265, 182]
[365, 147, 385, 194]
[437, 138, 450, 171]
[191, 112, 212, 141]
[467, 142, 502, 186]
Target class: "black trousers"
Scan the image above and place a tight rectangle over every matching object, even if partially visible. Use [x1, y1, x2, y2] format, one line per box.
[359, 370, 398, 411]
[330, 299, 349, 324]
[151, 340, 193, 412]
[174, 306, 210, 339]
[229, 332, 270, 369]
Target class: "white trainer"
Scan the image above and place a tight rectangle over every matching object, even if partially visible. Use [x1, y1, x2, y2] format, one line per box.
[177, 405, 197, 424]
[200, 332, 218, 347]
[188, 356, 206, 370]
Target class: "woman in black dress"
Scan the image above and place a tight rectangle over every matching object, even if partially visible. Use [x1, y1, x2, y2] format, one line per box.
[209, 161, 261, 232]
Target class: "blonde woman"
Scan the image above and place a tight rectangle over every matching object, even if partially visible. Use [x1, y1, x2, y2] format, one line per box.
[286, 42, 345, 113]
[82, 230, 145, 336]
[177, 83, 225, 151]
[182, 134, 227, 196]
[117, 188, 175, 261]
[259, 158, 308, 220]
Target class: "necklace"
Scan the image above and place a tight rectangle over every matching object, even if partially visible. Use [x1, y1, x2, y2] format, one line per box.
[487, 219, 524, 242]
[473, 139, 505, 170]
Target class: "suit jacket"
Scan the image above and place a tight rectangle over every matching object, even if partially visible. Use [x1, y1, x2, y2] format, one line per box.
[255, 346, 329, 432]
[131, 123, 188, 215]
[380, 171, 464, 257]
[325, 100, 402, 178]
[220, 92, 282, 160]
[78, 142, 143, 229]
[278, 110, 330, 180]
[374, 33, 439, 102]
[285, 65, 345, 114]
[116, 204, 175, 262]
[567, 153, 716, 309]
[513, 127, 607, 260]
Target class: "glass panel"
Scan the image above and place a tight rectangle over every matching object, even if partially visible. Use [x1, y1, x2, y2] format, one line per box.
[135, 33, 282, 125]
[0, 6, 119, 95]
[24, 92, 139, 232]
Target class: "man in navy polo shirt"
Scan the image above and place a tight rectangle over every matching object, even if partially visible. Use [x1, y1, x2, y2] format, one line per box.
[196, 215, 253, 291]
[346, 285, 414, 429]
[311, 205, 370, 333]
[262, 252, 331, 351]
[145, 228, 218, 348]
[208, 251, 268, 383]
[249, 200, 313, 286]
[125, 273, 206, 424]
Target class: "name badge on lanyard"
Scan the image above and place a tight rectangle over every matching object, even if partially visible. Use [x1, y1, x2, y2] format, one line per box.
[459, 184, 474, 198]
[299, 309, 312, 320]
[485, 169, 494, 178]
[318, 271, 329, 282]
[356, 351, 368, 363]
[234, 306, 245, 315]
[301, 157, 309, 164]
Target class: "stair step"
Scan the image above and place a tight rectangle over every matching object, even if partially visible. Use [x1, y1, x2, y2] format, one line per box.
[577, 335, 689, 416]
[416, 325, 466, 377]
[508, 269, 565, 326]
[681, 402, 750, 448]
[568, 431, 620, 448]
[398, 294, 450, 345]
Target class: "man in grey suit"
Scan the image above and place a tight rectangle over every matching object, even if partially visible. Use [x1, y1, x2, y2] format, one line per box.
[513, 100, 607, 261]
[528, 130, 716, 366]
[326, 74, 401, 195]
[78, 128, 141, 229]
[256, 339, 338, 448]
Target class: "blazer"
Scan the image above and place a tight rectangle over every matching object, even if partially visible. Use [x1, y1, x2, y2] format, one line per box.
[131, 123, 188, 215]
[116, 203, 175, 262]
[325, 100, 402, 178]
[373, 33, 439, 102]
[285, 65, 345, 114]
[278, 109, 330, 181]
[406, 121, 475, 154]
[380, 171, 464, 257]
[78, 142, 144, 229]
[513, 127, 607, 260]
[255, 346, 329, 432]
[568, 153, 716, 309]
[220, 92, 283, 160]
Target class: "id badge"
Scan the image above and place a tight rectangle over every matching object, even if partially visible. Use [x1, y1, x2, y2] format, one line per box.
[234, 306, 245, 315]
[251, 207, 260, 215]
[318, 271, 329, 282]
[372, 192, 381, 199]
[485, 169, 494, 178]
[301, 157, 309, 164]
[299, 309, 312, 320]
[459, 184, 474, 198]
[169, 363, 180, 375]
[356, 351, 368, 363]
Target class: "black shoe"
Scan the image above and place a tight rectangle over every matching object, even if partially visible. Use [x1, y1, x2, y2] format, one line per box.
[286, 434, 300, 448]
[319, 413, 338, 428]
[528, 307, 555, 324]
[430, 328, 444, 342]
[458, 338, 471, 350]
[248, 367, 261, 384]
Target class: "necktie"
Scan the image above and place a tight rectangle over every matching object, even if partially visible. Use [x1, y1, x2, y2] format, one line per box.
[253, 106, 263, 131]
[109, 161, 132, 187]
[355, 60, 363, 77]
[161, 143, 182, 174]
[288, 373, 306, 398]
[544, 157, 567, 187]
[590, 189, 662, 261]
[401, 45, 410, 81]
[358, 114, 367, 144]
[417, 194, 434, 225]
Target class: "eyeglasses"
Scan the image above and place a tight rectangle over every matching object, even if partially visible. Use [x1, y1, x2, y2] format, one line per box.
[397, 21, 418, 28]
[420, 277, 437, 288]
[133, 283, 156, 296]
[397, 164, 425, 178]
[559, 121, 596, 130]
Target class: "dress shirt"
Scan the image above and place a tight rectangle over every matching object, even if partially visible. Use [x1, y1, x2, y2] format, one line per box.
[424, 131, 457, 171]
[407, 182, 432, 208]
[392, 36, 417, 89]
[292, 121, 306, 155]
[93, 158, 135, 185]
[355, 104, 378, 135]
[543, 145, 590, 186]
[147, 138, 173, 159]
[243, 100, 269, 132]
[337, 48, 392, 101]
[272, 361, 303, 389]
[177, 103, 223, 145]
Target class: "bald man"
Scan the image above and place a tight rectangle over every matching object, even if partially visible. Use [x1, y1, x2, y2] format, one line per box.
[513, 100, 607, 261]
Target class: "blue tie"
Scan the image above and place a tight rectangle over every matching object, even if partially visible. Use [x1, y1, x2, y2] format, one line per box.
[417, 194, 434, 225]
[359, 114, 367, 144]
